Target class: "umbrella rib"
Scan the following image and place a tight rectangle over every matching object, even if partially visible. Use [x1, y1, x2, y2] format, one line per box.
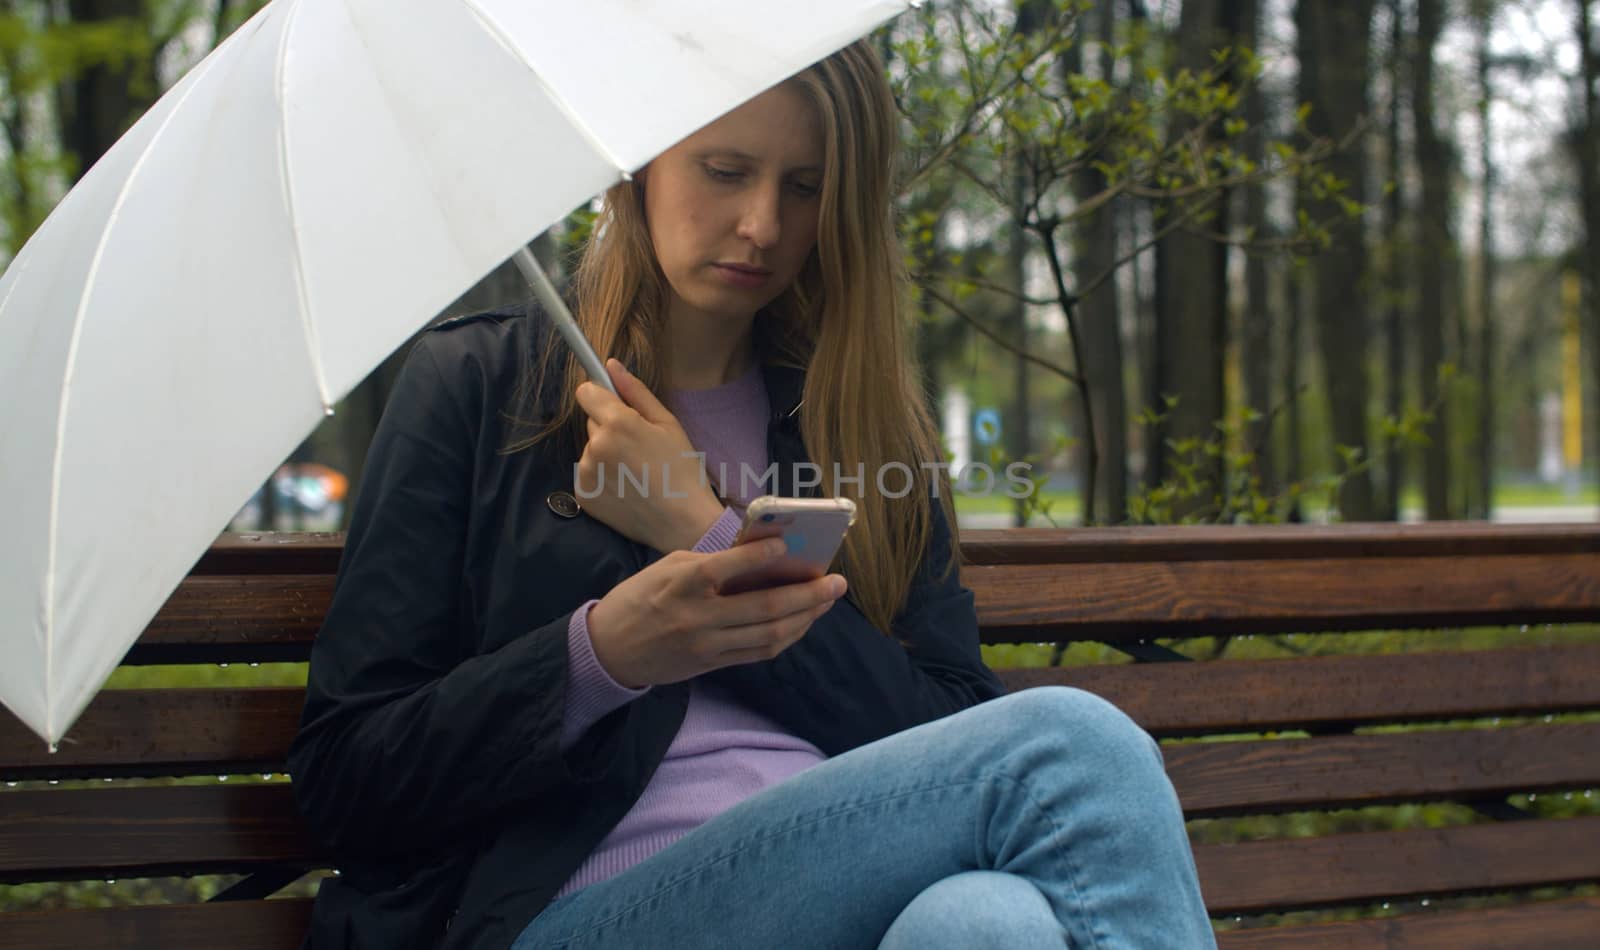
[275, 0, 333, 412]
[456, 0, 631, 178]
[45, 31, 233, 748]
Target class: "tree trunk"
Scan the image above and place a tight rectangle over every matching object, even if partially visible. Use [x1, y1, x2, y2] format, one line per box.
[1239, 0, 1275, 504]
[1474, 3, 1496, 519]
[1151, 0, 1238, 518]
[62, 0, 158, 175]
[1005, 0, 1049, 526]
[1381, 0, 1408, 521]
[1414, 0, 1455, 520]
[1285, 256, 1306, 521]
[1005, 158, 1031, 528]
[1577, 0, 1600, 513]
[1069, 1, 1126, 523]
[1296, 0, 1379, 522]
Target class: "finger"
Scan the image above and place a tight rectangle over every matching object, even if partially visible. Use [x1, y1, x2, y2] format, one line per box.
[574, 378, 630, 426]
[693, 537, 789, 589]
[607, 359, 677, 426]
[702, 600, 829, 665]
[714, 573, 843, 627]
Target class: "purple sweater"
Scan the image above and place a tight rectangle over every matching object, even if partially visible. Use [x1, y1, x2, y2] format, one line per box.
[554, 361, 826, 898]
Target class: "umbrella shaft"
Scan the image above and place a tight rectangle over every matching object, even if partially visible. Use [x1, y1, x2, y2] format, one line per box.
[513, 247, 618, 397]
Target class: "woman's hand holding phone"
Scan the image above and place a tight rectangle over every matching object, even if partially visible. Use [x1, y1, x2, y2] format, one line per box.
[586, 539, 847, 688]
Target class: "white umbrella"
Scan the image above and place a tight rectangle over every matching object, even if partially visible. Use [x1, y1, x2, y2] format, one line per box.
[0, 0, 913, 746]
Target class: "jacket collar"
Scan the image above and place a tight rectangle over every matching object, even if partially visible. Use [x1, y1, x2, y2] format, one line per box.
[760, 360, 806, 424]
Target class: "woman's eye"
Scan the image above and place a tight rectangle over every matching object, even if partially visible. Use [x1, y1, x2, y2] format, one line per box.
[790, 181, 821, 198]
[704, 165, 742, 183]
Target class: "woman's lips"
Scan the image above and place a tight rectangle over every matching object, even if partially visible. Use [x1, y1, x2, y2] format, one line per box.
[713, 264, 772, 289]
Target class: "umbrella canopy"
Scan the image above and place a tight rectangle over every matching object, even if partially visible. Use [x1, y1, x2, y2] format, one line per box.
[0, 0, 911, 746]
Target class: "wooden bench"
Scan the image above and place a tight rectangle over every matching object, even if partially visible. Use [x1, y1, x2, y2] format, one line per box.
[3, 522, 1599, 947]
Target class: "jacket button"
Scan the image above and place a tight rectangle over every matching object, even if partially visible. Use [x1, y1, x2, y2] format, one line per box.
[547, 490, 582, 518]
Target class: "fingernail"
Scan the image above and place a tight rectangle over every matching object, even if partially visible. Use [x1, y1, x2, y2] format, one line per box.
[830, 577, 846, 598]
[768, 539, 787, 557]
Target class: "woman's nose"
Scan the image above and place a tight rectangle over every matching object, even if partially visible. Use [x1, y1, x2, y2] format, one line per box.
[736, 185, 782, 249]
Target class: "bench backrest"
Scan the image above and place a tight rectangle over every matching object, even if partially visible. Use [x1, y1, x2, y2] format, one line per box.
[3, 522, 1600, 948]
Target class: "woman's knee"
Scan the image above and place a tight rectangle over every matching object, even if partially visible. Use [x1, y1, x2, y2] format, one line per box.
[991, 686, 1163, 766]
[878, 871, 1062, 950]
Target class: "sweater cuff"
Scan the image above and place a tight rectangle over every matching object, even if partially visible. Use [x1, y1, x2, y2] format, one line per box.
[691, 506, 743, 554]
[562, 599, 649, 750]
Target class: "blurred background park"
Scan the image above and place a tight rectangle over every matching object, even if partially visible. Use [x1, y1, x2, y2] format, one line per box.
[3, 0, 1599, 930]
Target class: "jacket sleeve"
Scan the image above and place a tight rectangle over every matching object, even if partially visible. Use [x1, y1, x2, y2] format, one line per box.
[287, 334, 593, 859]
[703, 495, 1006, 756]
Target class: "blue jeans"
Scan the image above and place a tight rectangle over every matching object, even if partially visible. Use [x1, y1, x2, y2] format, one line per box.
[512, 687, 1217, 949]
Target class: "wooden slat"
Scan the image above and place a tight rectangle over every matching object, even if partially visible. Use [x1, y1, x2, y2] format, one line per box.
[128, 556, 1600, 659]
[997, 644, 1600, 735]
[0, 786, 320, 882]
[128, 528, 1600, 656]
[1214, 895, 1600, 950]
[127, 576, 332, 664]
[970, 553, 1600, 641]
[9, 646, 1598, 779]
[7, 726, 1593, 881]
[1193, 816, 1600, 914]
[206, 524, 1600, 572]
[1163, 723, 1600, 817]
[0, 898, 313, 950]
[194, 533, 342, 575]
[0, 689, 303, 780]
[962, 522, 1600, 565]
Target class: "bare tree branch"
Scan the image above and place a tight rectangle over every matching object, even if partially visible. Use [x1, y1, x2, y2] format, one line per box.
[916, 279, 1084, 385]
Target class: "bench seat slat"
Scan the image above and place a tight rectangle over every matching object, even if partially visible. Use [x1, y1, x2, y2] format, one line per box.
[200, 524, 1600, 570]
[0, 898, 313, 950]
[9, 645, 1599, 779]
[1213, 894, 1600, 949]
[0, 786, 318, 882]
[125, 549, 1600, 663]
[6, 795, 1595, 919]
[0, 689, 303, 781]
[960, 523, 1600, 564]
[1193, 816, 1600, 914]
[128, 577, 331, 664]
[1000, 644, 1600, 735]
[1165, 722, 1600, 816]
[970, 553, 1600, 640]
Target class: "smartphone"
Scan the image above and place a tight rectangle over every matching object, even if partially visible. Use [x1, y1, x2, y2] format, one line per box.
[717, 496, 857, 596]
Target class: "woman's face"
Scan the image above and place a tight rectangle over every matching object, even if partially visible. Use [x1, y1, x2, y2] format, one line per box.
[640, 81, 825, 324]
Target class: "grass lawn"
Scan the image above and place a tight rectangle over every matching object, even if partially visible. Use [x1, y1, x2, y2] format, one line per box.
[952, 481, 1600, 522]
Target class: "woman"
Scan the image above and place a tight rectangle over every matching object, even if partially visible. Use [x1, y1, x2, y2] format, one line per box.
[288, 41, 1216, 950]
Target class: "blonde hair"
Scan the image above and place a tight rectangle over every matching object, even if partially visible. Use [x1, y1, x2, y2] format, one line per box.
[509, 41, 956, 636]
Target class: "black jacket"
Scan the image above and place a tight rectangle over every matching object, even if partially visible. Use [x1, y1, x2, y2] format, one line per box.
[287, 304, 1005, 950]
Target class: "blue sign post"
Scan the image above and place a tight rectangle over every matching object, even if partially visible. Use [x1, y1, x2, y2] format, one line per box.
[973, 408, 1002, 446]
